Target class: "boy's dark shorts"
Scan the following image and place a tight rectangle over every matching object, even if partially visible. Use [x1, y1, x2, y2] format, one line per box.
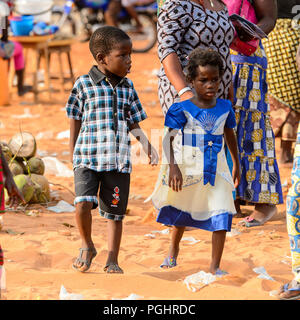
[74, 167, 130, 221]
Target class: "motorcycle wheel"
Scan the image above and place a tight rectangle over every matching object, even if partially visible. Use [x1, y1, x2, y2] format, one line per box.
[51, 10, 77, 37]
[120, 13, 157, 53]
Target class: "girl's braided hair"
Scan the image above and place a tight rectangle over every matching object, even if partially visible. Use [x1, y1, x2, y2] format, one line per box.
[186, 48, 225, 82]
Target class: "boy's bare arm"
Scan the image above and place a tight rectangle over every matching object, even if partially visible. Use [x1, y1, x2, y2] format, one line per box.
[129, 122, 158, 165]
[224, 127, 241, 187]
[69, 119, 81, 162]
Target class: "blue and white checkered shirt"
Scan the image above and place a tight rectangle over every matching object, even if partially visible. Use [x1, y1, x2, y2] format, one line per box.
[66, 66, 147, 173]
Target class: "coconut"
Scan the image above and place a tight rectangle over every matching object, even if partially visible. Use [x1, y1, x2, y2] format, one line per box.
[8, 132, 36, 159]
[9, 160, 24, 176]
[27, 157, 45, 175]
[13, 174, 35, 203]
[30, 173, 50, 203]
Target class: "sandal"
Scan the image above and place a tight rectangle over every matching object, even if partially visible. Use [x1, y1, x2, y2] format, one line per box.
[239, 216, 262, 228]
[72, 247, 97, 273]
[160, 256, 177, 268]
[103, 263, 123, 274]
[279, 281, 300, 300]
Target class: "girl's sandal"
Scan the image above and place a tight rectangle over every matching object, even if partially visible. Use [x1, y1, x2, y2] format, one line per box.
[72, 247, 97, 272]
[160, 256, 177, 268]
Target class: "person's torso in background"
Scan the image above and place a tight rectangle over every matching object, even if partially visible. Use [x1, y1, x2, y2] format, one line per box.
[277, 0, 300, 19]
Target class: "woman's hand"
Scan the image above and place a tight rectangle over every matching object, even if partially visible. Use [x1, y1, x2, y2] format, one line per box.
[169, 164, 183, 192]
[5, 175, 25, 207]
[232, 163, 241, 189]
[180, 90, 194, 102]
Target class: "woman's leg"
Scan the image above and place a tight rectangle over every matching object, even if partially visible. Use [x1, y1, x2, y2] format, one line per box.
[12, 41, 32, 96]
[210, 230, 226, 274]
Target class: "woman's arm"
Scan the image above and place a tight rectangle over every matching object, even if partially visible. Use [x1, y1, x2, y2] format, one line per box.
[253, 0, 277, 35]
[224, 127, 241, 188]
[297, 44, 300, 73]
[162, 53, 194, 101]
[163, 128, 183, 191]
[69, 119, 81, 163]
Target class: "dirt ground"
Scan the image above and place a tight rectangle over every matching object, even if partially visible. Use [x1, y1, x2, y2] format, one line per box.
[0, 40, 296, 300]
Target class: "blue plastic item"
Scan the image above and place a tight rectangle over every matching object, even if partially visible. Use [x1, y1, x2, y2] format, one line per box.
[9, 15, 34, 36]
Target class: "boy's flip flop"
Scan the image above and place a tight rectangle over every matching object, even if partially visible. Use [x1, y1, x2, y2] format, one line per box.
[72, 247, 97, 273]
[160, 256, 177, 268]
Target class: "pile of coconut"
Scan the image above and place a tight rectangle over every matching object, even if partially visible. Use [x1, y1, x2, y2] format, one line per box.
[2, 132, 51, 205]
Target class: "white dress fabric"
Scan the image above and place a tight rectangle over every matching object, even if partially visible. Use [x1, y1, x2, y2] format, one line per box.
[150, 99, 237, 231]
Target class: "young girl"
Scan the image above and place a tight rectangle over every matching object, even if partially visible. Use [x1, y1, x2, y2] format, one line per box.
[150, 48, 240, 275]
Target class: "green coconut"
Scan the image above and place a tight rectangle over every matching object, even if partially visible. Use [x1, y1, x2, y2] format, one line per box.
[27, 157, 45, 175]
[9, 160, 24, 176]
[13, 174, 35, 203]
[30, 173, 50, 203]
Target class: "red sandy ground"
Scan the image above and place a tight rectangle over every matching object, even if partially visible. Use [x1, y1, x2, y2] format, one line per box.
[0, 41, 295, 300]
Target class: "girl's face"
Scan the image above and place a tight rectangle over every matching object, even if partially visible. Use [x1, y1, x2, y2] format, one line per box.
[191, 65, 221, 102]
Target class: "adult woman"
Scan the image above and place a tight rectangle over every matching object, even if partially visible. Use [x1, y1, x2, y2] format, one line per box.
[155, 0, 234, 266]
[0, 0, 31, 96]
[263, 0, 300, 164]
[157, 0, 235, 117]
[225, 0, 283, 226]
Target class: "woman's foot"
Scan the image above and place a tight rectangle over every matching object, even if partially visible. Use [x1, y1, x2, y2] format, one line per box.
[278, 280, 300, 300]
[252, 204, 277, 223]
[18, 85, 32, 97]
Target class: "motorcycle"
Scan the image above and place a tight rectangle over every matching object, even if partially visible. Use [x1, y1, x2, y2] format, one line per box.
[51, 0, 158, 53]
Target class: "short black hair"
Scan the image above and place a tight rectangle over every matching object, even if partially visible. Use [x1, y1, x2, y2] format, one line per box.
[89, 26, 131, 59]
[186, 48, 224, 82]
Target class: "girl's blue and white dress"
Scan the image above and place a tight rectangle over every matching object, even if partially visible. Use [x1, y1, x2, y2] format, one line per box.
[150, 99, 237, 232]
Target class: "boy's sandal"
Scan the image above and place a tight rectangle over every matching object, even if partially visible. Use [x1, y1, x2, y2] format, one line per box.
[160, 256, 177, 268]
[103, 263, 123, 274]
[72, 247, 97, 273]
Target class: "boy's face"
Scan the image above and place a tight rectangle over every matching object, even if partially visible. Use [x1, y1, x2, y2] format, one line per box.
[98, 39, 132, 78]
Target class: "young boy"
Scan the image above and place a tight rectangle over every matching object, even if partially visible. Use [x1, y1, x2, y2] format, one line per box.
[66, 26, 158, 274]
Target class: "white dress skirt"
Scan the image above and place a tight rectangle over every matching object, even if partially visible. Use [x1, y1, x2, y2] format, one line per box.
[148, 99, 237, 232]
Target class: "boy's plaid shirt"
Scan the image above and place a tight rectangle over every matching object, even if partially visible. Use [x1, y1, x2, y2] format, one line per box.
[66, 66, 147, 173]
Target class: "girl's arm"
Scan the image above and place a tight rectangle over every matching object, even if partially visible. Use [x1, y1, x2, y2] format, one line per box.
[162, 53, 194, 102]
[69, 119, 81, 163]
[163, 128, 183, 192]
[224, 127, 241, 188]
[129, 122, 159, 166]
[253, 0, 277, 35]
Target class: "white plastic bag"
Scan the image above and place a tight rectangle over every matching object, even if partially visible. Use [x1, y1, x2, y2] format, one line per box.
[48, 200, 75, 213]
[112, 293, 144, 300]
[253, 266, 275, 281]
[56, 130, 70, 140]
[42, 157, 73, 177]
[183, 271, 216, 292]
[59, 285, 84, 300]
